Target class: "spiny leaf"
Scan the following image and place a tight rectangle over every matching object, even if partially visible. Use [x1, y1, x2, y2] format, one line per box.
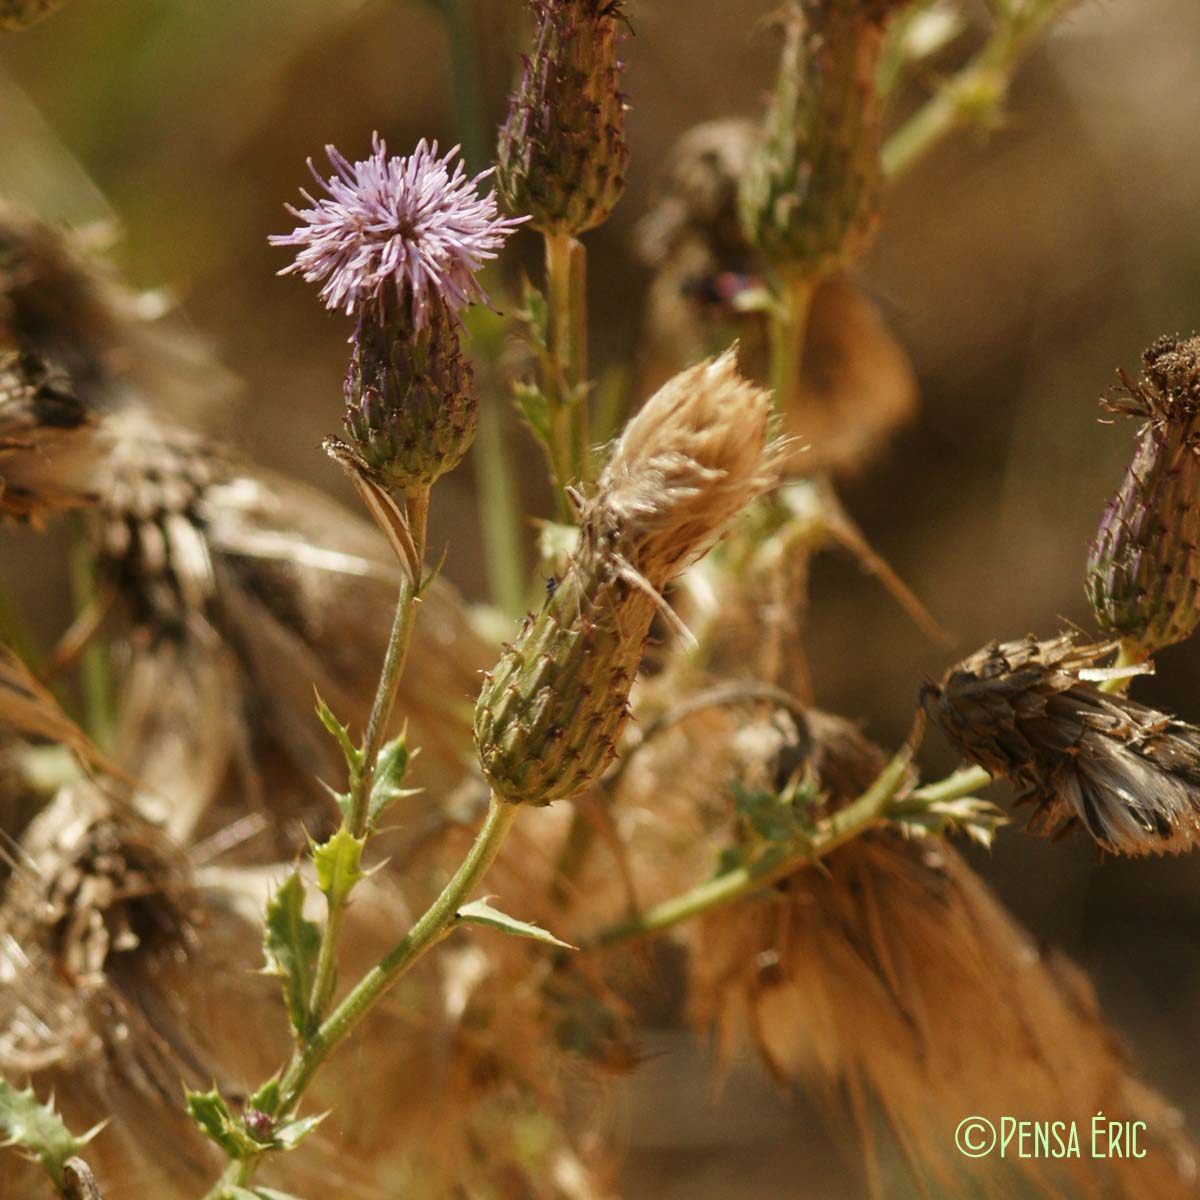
[368, 733, 418, 831]
[514, 379, 552, 445]
[0, 1079, 100, 1188]
[263, 872, 321, 1038]
[890, 794, 1008, 849]
[314, 692, 361, 776]
[185, 1087, 258, 1160]
[271, 1112, 327, 1151]
[247, 1079, 281, 1118]
[517, 276, 549, 348]
[455, 896, 576, 949]
[312, 827, 365, 902]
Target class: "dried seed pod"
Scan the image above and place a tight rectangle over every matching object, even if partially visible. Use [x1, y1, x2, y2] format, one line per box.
[475, 350, 775, 805]
[1087, 334, 1200, 657]
[923, 633, 1200, 855]
[343, 294, 477, 490]
[0, 351, 99, 524]
[739, 0, 906, 274]
[498, 0, 630, 235]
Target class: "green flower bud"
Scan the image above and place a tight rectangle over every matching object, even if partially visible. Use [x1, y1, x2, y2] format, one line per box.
[343, 297, 477, 491]
[498, 0, 630, 236]
[739, 0, 905, 274]
[475, 350, 775, 805]
[1087, 334, 1200, 657]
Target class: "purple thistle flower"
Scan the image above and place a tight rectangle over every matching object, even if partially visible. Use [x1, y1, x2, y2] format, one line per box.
[271, 135, 524, 329]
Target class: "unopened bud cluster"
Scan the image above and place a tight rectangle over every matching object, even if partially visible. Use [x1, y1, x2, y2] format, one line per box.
[1086, 334, 1200, 657]
[740, 0, 906, 274]
[475, 351, 775, 805]
[924, 634, 1200, 856]
[498, 0, 630, 235]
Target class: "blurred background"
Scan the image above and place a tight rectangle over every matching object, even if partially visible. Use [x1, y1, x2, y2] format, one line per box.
[3, 0, 1200, 1195]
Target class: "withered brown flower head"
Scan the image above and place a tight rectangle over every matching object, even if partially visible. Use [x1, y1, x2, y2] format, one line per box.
[923, 633, 1200, 856]
[1087, 333, 1200, 656]
[475, 350, 776, 806]
[0, 350, 98, 525]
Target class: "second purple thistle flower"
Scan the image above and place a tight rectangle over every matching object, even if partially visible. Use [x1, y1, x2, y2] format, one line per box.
[271, 134, 524, 328]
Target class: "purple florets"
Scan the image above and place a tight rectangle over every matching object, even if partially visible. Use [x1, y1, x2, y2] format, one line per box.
[271, 135, 524, 329]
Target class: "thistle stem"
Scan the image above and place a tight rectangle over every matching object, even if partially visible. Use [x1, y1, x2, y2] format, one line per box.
[1098, 639, 1149, 696]
[545, 231, 591, 502]
[590, 745, 914, 948]
[308, 487, 428, 1021]
[429, 0, 527, 615]
[280, 793, 517, 1110]
[882, 0, 1076, 180]
[767, 270, 816, 416]
[476, 398, 527, 616]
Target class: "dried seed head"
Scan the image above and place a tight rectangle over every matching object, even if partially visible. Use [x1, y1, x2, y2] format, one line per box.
[1087, 334, 1200, 656]
[0, 0, 67, 28]
[0, 351, 99, 525]
[342, 293, 477, 489]
[597, 350, 777, 586]
[498, 0, 630, 235]
[475, 350, 775, 805]
[923, 633, 1200, 855]
[739, 0, 905, 273]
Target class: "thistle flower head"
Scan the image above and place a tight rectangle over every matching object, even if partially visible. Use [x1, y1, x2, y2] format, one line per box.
[923, 633, 1200, 856]
[475, 350, 776, 806]
[497, 0, 630, 235]
[739, 0, 907, 273]
[271, 135, 523, 328]
[1087, 333, 1200, 655]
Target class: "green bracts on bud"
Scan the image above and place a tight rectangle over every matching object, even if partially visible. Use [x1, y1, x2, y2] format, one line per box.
[739, 0, 905, 275]
[0, 0, 67, 29]
[1087, 334, 1200, 657]
[343, 297, 476, 491]
[475, 350, 776, 805]
[498, 0, 630, 236]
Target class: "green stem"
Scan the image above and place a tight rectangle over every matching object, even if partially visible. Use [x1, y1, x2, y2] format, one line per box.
[429, 0, 527, 614]
[767, 270, 816, 417]
[308, 488, 428, 1021]
[882, 0, 1076, 180]
[544, 231, 590, 505]
[907, 763, 993, 805]
[591, 745, 915, 948]
[1098, 638, 1149, 696]
[475, 398, 527, 616]
[429, 0, 487, 171]
[212, 794, 518, 1196]
[281, 794, 517, 1111]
